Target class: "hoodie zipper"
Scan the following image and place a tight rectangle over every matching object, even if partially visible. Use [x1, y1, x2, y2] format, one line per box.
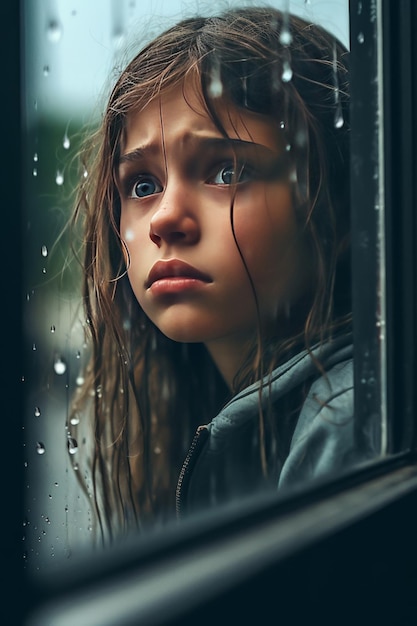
[176, 424, 209, 520]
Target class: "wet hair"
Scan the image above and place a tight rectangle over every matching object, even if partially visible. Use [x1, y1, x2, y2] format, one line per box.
[70, 6, 351, 542]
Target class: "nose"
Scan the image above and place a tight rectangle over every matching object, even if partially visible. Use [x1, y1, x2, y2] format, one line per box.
[149, 180, 200, 247]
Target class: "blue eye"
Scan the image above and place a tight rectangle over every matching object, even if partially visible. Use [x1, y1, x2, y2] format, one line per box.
[210, 163, 252, 185]
[130, 177, 162, 198]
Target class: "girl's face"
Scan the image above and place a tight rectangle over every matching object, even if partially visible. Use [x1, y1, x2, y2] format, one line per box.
[118, 79, 313, 381]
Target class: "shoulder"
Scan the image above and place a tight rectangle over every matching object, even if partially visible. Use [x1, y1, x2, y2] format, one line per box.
[279, 356, 372, 489]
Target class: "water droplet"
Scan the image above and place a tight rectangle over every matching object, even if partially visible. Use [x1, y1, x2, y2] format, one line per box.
[41, 245, 48, 257]
[36, 442, 45, 455]
[289, 168, 297, 183]
[55, 170, 64, 186]
[63, 133, 70, 150]
[280, 121, 285, 129]
[47, 20, 62, 43]
[33, 153, 38, 162]
[83, 168, 88, 179]
[32, 343, 37, 351]
[357, 32, 365, 44]
[70, 413, 80, 426]
[279, 28, 292, 46]
[208, 55, 223, 98]
[43, 65, 50, 77]
[32, 168, 38, 177]
[281, 61, 293, 83]
[209, 76, 223, 98]
[34, 407, 41, 417]
[53, 356, 67, 375]
[50, 325, 55, 333]
[334, 106, 344, 129]
[67, 437, 78, 455]
[42, 267, 47, 274]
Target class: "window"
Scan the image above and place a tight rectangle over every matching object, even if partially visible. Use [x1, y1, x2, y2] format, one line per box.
[16, 0, 417, 623]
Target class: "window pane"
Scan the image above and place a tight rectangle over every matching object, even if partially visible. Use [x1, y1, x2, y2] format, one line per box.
[22, 0, 386, 581]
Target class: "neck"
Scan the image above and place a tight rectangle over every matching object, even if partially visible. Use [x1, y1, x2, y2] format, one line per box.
[205, 334, 257, 391]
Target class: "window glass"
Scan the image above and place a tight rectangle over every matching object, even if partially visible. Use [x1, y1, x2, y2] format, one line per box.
[22, 0, 386, 580]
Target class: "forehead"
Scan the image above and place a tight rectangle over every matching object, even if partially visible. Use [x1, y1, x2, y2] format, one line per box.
[121, 78, 282, 154]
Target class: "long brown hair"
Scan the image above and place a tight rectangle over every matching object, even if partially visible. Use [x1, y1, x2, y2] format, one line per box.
[69, 6, 351, 542]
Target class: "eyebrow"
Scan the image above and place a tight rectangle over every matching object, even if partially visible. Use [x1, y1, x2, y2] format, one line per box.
[118, 137, 277, 166]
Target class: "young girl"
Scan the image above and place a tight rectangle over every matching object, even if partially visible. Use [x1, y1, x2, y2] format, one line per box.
[69, 5, 376, 544]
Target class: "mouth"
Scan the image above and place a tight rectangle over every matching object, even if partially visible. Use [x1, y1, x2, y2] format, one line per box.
[145, 259, 212, 289]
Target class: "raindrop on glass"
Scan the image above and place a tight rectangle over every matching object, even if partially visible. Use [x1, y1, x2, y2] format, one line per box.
[70, 413, 80, 426]
[32, 168, 38, 177]
[41, 245, 48, 257]
[281, 61, 293, 83]
[43, 65, 50, 77]
[53, 356, 67, 375]
[357, 32, 365, 44]
[42, 267, 47, 274]
[34, 407, 41, 417]
[33, 153, 38, 162]
[50, 325, 56, 333]
[67, 437, 78, 455]
[208, 55, 223, 98]
[334, 106, 344, 129]
[208, 75, 223, 98]
[55, 170, 64, 186]
[47, 20, 62, 43]
[63, 133, 70, 150]
[279, 28, 292, 46]
[36, 442, 46, 455]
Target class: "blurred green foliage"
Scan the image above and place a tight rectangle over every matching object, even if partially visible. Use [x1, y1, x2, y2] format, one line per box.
[22, 115, 96, 297]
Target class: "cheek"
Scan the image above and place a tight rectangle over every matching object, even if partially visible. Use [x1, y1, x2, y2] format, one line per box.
[232, 187, 310, 299]
[233, 185, 296, 263]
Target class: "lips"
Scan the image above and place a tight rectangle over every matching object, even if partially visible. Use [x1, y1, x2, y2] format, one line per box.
[145, 259, 212, 288]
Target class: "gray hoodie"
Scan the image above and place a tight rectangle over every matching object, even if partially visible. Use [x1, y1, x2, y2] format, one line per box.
[176, 333, 380, 517]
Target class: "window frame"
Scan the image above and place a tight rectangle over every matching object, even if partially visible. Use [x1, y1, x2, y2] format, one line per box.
[19, 0, 417, 622]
